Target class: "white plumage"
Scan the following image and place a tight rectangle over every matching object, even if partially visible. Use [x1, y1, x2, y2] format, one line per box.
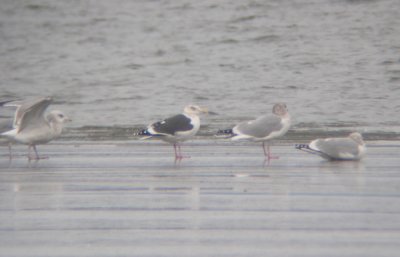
[1, 97, 71, 160]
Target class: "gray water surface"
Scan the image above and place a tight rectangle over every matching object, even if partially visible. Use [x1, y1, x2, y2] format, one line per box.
[1, 141, 400, 257]
[1, 0, 399, 139]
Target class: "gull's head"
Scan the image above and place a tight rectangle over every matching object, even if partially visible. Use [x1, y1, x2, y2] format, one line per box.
[183, 105, 208, 116]
[272, 103, 288, 117]
[349, 132, 364, 145]
[47, 110, 72, 124]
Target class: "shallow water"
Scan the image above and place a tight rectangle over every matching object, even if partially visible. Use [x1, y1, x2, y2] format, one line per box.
[0, 0, 399, 140]
[0, 141, 400, 257]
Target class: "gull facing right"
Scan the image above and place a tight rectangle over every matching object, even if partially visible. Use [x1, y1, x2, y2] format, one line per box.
[1, 97, 71, 160]
[135, 104, 208, 159]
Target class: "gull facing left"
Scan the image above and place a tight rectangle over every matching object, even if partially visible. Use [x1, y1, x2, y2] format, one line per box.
[1, 97, 71, 160]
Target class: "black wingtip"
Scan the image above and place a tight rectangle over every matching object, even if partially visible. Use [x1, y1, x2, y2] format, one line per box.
[295, 144, 310, 150]
[0, 99, 17, 107]
[134, 129, 152, 136]
[216, 129, 233, 135]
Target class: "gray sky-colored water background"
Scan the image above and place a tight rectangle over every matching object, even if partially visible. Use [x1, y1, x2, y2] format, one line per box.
[1, 0, 399, 140]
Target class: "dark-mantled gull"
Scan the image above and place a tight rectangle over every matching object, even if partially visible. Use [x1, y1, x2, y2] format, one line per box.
[1, 97, 71, 160]
[135, 105, 208, 159]
[295, 132, 366, 160]
[217, 103, 291, 160]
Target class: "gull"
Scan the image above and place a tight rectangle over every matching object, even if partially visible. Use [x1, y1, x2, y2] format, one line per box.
[295, 132, 366, 161]
[217, 103, 291, 160]
[135, 105, 208, 159]
[1, 97, 71, 160]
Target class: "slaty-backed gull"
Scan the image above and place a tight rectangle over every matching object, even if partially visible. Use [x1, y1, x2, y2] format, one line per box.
[135, 105, 208, 159]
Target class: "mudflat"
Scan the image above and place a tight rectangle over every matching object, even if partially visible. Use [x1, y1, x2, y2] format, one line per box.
[0, 140, 399, 257]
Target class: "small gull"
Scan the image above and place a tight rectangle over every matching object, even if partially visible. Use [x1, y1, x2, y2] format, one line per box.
[217, 103, 291, 160]
[135, 105, 208, 159]
[1, 97, 71, 160]
[295, 132, 366, 160]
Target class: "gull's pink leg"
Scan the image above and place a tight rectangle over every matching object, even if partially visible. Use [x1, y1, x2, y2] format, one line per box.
[261, 143, 272, 166]
[33, 145, 40, 160]
[262, 142, 267, 157]
[173, 143, 180, 159]
[178, 144, 182, 158]
[29, 145, 49, 160]
[173, 143, 184, 159]
[178, 144, 190, 159]
[267, 145, 279, 160]
[177, 144, 183, 159]
[262, 142, 279, 160]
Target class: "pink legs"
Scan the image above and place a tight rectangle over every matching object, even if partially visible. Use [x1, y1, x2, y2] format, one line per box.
[262, 142, 279, 160]
[28, 145, 48, 161]
[173, 143, 179, 159]
[5, 144, 48, 161]
[173, 143, 190, 160]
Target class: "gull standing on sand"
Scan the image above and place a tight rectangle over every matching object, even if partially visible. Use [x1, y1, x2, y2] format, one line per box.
[1, 97, 71, 160]
[135, 105, 208, 159]
[295, 132, 366, 161]
[217, 103, 291, 160]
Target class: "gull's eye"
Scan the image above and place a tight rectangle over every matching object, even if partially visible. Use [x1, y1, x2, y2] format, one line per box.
[190, 106, 196, 110]
[58, 114, 64, 118]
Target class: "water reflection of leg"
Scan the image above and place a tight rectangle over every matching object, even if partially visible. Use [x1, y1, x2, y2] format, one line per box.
[174, 156, 182, 166]
[177, 144, 190, 159]
[263, 157, 271, 167]
[267, 145, 279, 160]
[173, 144, 183, 159]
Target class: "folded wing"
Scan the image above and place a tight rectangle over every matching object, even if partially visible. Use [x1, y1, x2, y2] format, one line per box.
[150, 114, 193, 136]
[233, 114, 283, 138]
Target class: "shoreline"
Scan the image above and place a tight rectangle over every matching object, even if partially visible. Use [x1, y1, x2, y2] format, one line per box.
[61, 127, 400, 142]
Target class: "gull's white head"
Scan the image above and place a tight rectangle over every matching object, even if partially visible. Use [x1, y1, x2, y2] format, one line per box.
[183, 105, 208, 116]
[47, 110, 72, 124]
[349, 132, 364, 145]
[272, 103, 288, 117]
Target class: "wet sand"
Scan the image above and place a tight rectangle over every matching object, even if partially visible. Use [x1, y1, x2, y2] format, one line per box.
[0, 140, 400, 257]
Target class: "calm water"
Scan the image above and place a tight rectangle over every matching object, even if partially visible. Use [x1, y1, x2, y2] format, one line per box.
[0, 0, 399, 140]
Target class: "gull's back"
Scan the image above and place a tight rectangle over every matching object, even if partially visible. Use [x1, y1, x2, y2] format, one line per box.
[310, 138, 362, 160]
[233, 114, 284, 139]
